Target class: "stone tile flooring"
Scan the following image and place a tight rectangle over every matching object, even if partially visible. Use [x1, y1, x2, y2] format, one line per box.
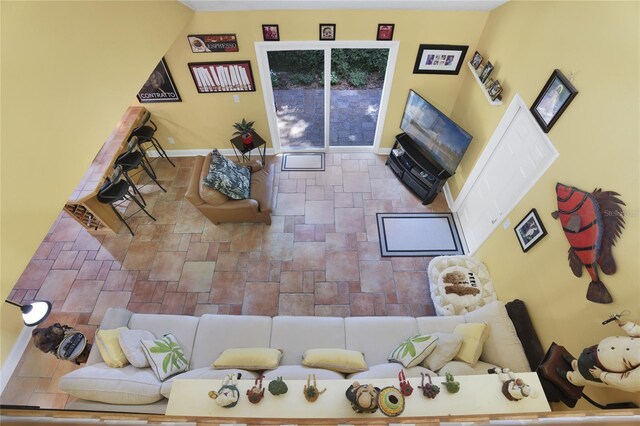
[1, 152, 449, 409]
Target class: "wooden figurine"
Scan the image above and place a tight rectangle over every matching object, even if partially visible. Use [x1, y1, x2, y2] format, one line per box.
[488, 368, 535, 401]
[246, 375, 265, 404]
[417, 372, 440, 399]
[267, 376, 288, 396]
[398, 369, 413, 396]
[345, 381, 380, 413]
[208, 373, 242, 408]
[303, 374, 326, 402]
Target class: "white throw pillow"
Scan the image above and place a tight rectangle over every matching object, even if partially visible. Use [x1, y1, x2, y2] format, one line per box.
[421, 332, 464, 372]
[388, 334, 439, 368]
[141, 334, 188, 381]
[119, 329, 156, 368]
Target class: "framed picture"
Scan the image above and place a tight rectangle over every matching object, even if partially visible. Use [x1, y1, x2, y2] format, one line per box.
[488, 80, 503, 100]
[413, 44, 468, 75]
[136, 58, 181, 103]
[478, 61, 494, 83]
[484, 78, 494, 90]
[470, 51, 483, 69]
[188, 61, 256, 93]
[514, 208, 547, 252]
[376, 24, 395, 41]
[530, 69, 579, 133]
[187, 34, 239, 53]
[319, 24, 335, 40]
[262, 25, 280, 41]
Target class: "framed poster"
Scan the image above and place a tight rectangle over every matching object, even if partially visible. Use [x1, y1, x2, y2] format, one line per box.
[413, 44, 469, 75]
[514, 208, 547, 252]
[187, 34, 239, 53]
[188, 61, 256, 93]
[319, 24, 336, 40]
[530, 69, 579, 133]
[136, 58, 181, 103]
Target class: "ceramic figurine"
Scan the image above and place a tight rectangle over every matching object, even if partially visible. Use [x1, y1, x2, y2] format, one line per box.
[208, 373, 242, 408]
[488, 368, 536, 401]
[303, 374, 326, 402]
[267, 376, 288, 396]
[417, 372, 440, 399]
[246, 375, 265, 404]
[398, 369, 413, 396]
[345, 381, 380, 414]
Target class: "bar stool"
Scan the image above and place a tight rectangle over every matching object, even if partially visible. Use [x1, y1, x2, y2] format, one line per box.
[114, 136, 166, 206]
[97, 165, 156, 236]
[131, 111, 175, 167]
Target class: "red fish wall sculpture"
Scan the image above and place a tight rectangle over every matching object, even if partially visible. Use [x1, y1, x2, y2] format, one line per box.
[552, 183, 625, 304]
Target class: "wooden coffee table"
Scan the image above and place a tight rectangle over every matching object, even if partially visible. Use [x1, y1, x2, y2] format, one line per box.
[166, 373, 550, 419]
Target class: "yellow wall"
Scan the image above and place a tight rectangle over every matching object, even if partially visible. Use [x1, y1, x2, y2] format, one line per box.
[450, 1, 639, 407]
[0, 1, 193, 366]
[139, 10, 489, 152]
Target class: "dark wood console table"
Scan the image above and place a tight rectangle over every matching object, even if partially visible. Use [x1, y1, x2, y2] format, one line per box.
[386, 133, 451, 205]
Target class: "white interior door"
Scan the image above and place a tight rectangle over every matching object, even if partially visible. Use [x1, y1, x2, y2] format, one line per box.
[454, 94, 559, 254]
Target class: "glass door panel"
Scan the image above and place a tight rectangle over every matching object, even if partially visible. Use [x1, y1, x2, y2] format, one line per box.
[267, 50, 324, 150]
[329, 48, 389, 147]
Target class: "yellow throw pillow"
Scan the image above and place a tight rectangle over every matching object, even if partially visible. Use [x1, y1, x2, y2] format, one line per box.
[453, 322, 490, 365]
[213, 348, 282, 370]
[95, 327, 129, 368]
[302, 348, 368, 374]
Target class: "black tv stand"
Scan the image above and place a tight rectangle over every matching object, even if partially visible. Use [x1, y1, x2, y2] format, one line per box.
[386, 133, 451, 205]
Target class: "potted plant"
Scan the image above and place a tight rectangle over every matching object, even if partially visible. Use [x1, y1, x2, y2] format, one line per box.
[232, 118, 255, 145]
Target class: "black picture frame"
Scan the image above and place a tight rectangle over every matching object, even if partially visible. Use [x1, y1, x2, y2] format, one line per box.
[478, 61, 494, 83]
[376, 24, 395, 41]
[136, 58, 181, 103]
[530, 69, 579, 133]
[262, 25, 280, 41]
[470, 51, 483, 69]
[319, 24, 335, 40]
[514, 208, 547, 252]
[489, 80, 503, 101]
[413, 44, 468, 75]
[188, 61, 256, 93]
[187, 34, 239, 53]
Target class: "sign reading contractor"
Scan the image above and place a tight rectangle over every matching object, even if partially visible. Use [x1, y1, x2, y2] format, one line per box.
[188, 34, 239, 53]
[136, 58, 182, 103]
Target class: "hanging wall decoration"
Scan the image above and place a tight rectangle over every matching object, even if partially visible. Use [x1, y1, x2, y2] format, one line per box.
[188, 34, 239, 53]
[531, 69, 578, 133]
[137, 58, 181, 103]
[514, 208, 547, 252]
[413, 44, 468, 75]
[188, 61, 256, 93]
[551, 183, 625, 304]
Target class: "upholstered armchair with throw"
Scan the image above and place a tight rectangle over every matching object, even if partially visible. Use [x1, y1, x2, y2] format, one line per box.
[186, 151, 275, 225]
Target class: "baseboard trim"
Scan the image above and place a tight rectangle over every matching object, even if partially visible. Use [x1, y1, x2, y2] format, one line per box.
[377, 147, 392, 155]
[443, 182, 456, 211]
[0, 326, 32, 395]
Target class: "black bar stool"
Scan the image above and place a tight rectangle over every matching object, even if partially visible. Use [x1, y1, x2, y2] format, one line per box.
[114, 136, 166, 206]
[97, 166, 156, 236]
[131, 111, 175, 167]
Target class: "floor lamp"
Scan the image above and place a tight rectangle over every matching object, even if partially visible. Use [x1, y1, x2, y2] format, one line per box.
[4, 299, 52, 327]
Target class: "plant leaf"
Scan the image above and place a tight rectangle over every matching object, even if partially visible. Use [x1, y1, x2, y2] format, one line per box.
[162, 353, 171, 373]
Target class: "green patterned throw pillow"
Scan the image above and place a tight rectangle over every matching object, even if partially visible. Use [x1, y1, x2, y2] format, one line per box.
[202, 149, 251, 200]
[388, 334, 439, 368]
[141, 334, 188, 381]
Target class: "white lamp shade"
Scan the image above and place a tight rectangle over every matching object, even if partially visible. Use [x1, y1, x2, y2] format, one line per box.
[22, 301, 52, 326]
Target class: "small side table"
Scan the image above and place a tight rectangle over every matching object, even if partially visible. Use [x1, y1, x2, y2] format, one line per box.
[230, 132, 266, 164]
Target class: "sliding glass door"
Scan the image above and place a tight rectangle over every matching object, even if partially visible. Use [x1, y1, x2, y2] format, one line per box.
[256, 42, 398, 153]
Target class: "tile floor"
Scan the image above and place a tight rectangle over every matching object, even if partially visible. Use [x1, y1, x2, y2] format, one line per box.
[1, 152, 449, 409]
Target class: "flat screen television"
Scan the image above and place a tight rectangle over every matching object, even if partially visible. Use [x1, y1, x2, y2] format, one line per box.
[400, 89, 472, 176]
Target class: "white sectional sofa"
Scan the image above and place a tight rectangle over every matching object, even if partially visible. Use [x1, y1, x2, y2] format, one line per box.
[60, 300, 533, 414]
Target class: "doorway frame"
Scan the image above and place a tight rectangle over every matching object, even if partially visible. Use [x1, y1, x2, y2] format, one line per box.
[255, 41, 399, 154]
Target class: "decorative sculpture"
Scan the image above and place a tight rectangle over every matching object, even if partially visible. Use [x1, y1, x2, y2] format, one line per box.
[552, 183, 625, 303]
[345, 381, 380, 414]
[441, 372, 460, 393]
[303, 374, 326, 402]
[208, 373, 242, 408]
[246, 375, 265, 404]
[556, 312, 639, 393]
[488, 368, 536, 401]
[267, 376, 288, 396]
[398, 369, 413, 396]
[417, 372, 440, 399]
[31, 323, 91, 365]
[377, 386, 405, 417]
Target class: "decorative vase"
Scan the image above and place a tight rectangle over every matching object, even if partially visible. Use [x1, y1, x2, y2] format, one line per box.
[242, 132, 253, 145]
